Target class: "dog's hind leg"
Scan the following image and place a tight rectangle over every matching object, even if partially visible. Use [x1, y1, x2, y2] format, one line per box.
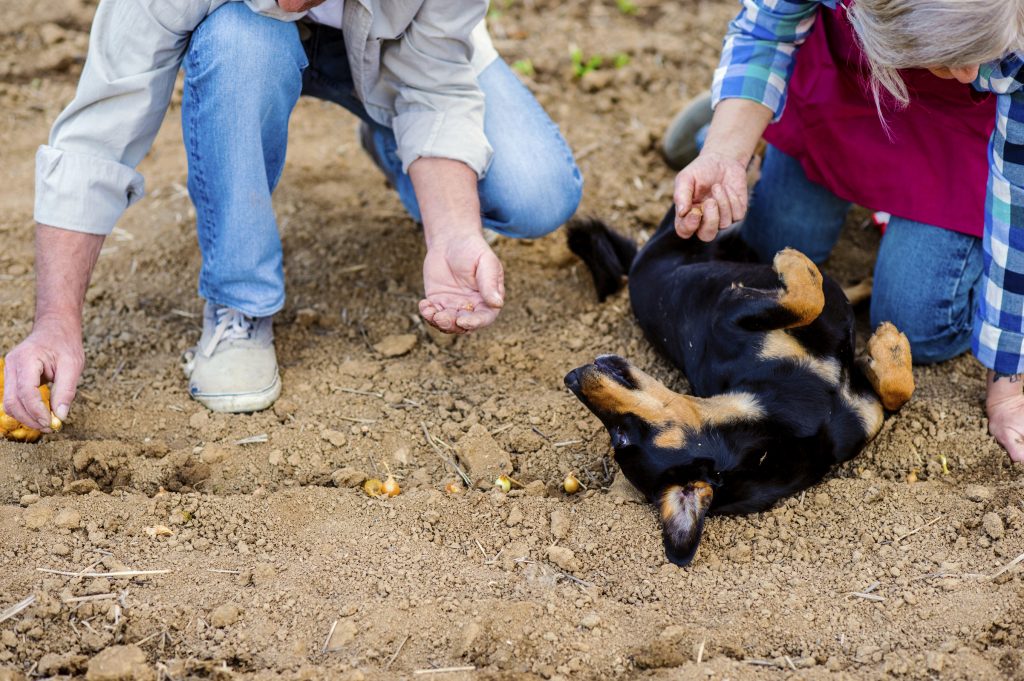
[858, 322, 915, 411]
[713, 248, 826, 332]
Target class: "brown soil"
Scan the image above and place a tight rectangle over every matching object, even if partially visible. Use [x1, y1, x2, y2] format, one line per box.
[2, 2, 1023, 679]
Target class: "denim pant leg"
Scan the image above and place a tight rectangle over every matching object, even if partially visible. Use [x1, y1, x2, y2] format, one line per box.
[182, 4, 307, 317]
[740, 144, 852, 264]
[871, 218, 983, 364]
[365, 59, 584, 238]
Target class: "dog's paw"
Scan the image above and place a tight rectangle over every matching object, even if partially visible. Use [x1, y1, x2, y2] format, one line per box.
[773, 248, 824, 327]
[866, 322, 914, 411]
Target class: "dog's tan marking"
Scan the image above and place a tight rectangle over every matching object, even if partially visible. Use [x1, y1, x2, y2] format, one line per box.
[582, 364, 764, 450]
[759, 330, 841, 385]
[862, 322, 915, 411]
[773, 248, 824, 328]
[840, 381, 885, 439]
[660, 481, 713, 523]
[842, 277, 873, 307]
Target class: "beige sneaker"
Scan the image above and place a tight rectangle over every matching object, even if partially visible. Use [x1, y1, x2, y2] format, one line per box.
[182, 303, 281, 413]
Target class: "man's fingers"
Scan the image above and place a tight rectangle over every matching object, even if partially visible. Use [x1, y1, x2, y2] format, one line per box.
[50, 361, 80, 424]
[13, 358, 51, 430]
[455, 307, 498, 331]
[475, 254, 505, 310]
[696, 199, 720, 242]
[711, 184, 733, 229]
[419, 299, 460, 334]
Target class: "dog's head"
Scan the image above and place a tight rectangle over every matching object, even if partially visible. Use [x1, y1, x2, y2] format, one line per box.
[565, 355, 764, 566]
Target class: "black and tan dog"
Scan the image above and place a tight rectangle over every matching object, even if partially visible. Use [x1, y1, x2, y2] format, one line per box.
[564, 209, 914, 566]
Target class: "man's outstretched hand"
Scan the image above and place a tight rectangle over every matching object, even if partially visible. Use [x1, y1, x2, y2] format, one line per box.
[987, 370, 1024, 463]
[3, 317, 82, 433]
[420, 234, 505, 334]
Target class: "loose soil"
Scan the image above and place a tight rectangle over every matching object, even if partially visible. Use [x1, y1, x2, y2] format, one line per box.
[1, 1, 1023, 679]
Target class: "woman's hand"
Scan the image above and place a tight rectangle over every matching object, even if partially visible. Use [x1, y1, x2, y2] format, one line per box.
[671, 98, 774, 242]
[986, 370, 1024, 463]
[673, 151, 750, 241]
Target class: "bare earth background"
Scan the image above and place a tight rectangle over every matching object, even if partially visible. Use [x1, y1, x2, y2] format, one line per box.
[1, 1, 1023, 679]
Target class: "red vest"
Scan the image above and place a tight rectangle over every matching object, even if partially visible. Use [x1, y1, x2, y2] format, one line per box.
[762, 4, 995, 237]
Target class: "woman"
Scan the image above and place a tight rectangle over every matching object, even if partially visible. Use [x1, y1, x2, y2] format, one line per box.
[663, 0, 1024, 462]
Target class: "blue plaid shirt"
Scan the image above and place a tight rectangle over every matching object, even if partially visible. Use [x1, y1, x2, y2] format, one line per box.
[713, 0, 1024, 373]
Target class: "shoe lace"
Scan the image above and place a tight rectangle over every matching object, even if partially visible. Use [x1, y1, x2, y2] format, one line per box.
[202, 307, 255, 358]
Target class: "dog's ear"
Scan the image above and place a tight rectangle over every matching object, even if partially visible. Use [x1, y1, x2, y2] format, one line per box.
[660, 482, 714, 566]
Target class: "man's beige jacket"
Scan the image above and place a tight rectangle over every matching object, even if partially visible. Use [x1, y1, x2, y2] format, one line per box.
[35, 0, 497, 235]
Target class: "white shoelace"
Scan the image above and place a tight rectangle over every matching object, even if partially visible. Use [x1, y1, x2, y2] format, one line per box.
[202, 307, 255, 358]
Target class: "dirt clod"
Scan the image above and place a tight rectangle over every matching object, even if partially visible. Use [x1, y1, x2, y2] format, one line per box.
[209, 603, 241, 628]
[373, 334, 418, 358]
[455, 423, 512, 486]
[85, 646, 153, 681]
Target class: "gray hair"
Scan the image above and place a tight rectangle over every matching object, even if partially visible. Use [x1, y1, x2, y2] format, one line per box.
[848, 0, 1024, 108]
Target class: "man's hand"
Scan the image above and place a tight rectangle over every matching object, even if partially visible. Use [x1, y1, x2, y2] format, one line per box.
[673, 151, 749, 241]
[420, 234, 504, 334]
[409, 156, 506, 334]
[3, 317, 83, 431]
[3, 224, 103, 430]
[986, 370, 1024, 462]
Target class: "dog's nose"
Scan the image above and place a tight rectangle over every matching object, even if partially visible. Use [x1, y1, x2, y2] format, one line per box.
[564, 369, 582, 393]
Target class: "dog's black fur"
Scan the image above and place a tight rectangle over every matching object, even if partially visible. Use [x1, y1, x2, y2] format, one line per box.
[564, 208, 914, 566]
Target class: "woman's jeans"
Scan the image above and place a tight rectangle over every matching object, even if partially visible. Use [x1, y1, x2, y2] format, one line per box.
[181, 4, 583, 317]
[741, 144, 983, 364]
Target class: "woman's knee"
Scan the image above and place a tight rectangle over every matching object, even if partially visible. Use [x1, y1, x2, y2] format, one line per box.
[871, 220, 982, 364]
[187, 4, 305, 86]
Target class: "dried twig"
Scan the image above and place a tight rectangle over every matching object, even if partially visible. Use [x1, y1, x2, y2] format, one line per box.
[386, 635, 411, 670]
[514, 558, 594, 588]
[0, 595, 35, 625]
[233, 434, 268, 446]
[553, 440, 582, 448]
[490, 424, 514, 436]
[413, 667, 476, 676]
[322, 620, 338, 655]
[338, 415, 377, 424]
[422, 421, 471, 486]
[63, 593, 117, 604]
[531, 427, 551, 441]
[846, 591, 885, 602]
[36, 568, 171, 578]
[988, 550, 1024, 580]
[334, 386, 384, 398]
[894, 514, 944, 542]
[696, 638, 706, 664]
[206, 569, 242, 575]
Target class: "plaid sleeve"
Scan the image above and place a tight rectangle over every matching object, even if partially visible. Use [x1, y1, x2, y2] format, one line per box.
[711, 0, 834, 120]
[972, 54, 1024, 373]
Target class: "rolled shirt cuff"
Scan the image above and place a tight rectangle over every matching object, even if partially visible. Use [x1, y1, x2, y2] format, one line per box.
[34, 145, 145, 235]
[392, 111, 494, 179]
[973, 314, 1024, 374]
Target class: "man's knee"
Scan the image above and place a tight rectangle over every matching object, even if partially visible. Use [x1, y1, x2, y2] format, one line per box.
[188, 4, 305, 85]
[486, 164, 583, 239]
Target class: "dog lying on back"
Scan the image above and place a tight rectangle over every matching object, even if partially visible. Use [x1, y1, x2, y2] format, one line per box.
[564, 209, 914, 566]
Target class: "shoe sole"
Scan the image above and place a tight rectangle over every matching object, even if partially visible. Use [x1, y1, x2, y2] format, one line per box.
[190, 373, 282, 414]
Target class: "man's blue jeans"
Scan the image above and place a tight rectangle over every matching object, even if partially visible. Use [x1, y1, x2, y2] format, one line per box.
[741, 144, 983, 364]
[181, 4, 583, 317]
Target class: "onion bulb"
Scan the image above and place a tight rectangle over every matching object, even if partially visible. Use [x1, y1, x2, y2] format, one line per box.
[563, 472, 581, 494]
[444, 481, 463, 495]
[382, 474, 401, 497]
[363, 478, 383, 497]
[494, 475, 512, 493]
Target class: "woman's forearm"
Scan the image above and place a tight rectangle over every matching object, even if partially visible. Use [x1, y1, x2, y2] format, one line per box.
[701, 98, 774, 166]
